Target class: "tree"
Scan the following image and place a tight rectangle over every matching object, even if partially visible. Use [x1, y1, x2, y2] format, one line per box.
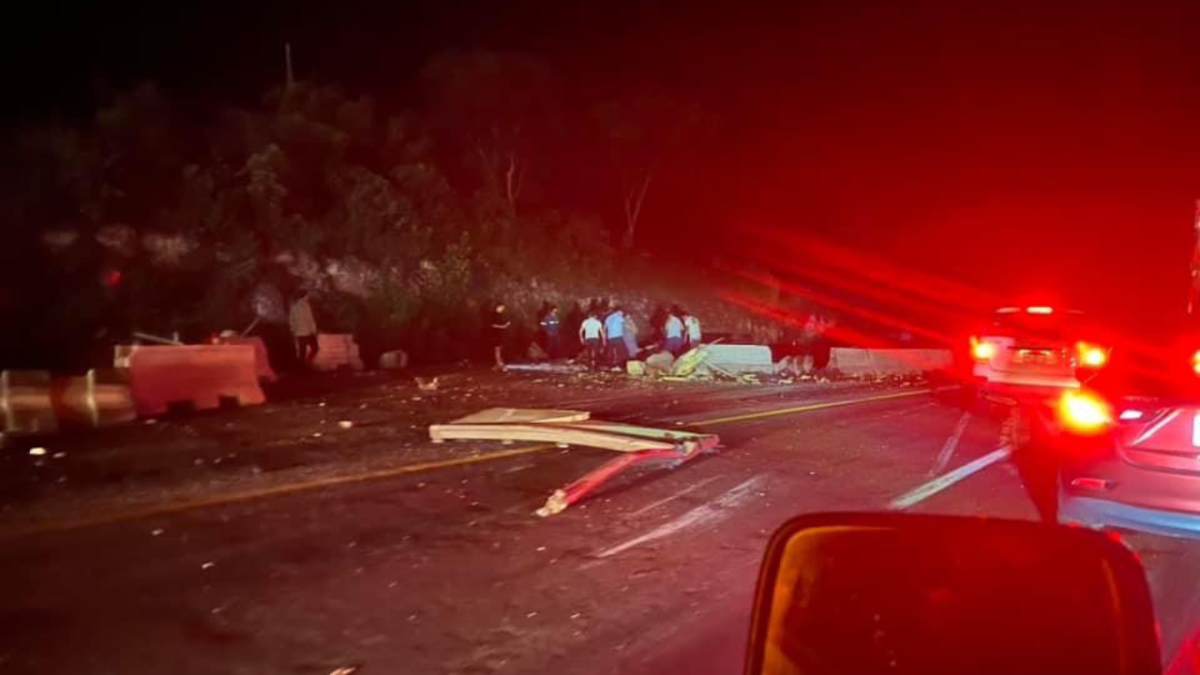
[421, 50, 560, 214]
[593, 95, 715, 249]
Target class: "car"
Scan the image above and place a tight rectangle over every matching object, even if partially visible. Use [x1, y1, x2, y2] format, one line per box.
[966, 306, 1109, 402]
[1054, 315, 1200, 537]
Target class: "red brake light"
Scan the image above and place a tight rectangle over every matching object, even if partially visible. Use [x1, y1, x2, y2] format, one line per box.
[1077, 342, 1108, 368]
[1059, 390, 1112, 433]
[970, 337, 996, 361]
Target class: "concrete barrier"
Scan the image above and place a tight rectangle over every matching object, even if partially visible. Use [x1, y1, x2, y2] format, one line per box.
[702, 344, 774, 374]
[829, 348, 953, 377]
[116, 344, 265, 416]
[311, 333, 364, 372]
[1, 370, 57, 434]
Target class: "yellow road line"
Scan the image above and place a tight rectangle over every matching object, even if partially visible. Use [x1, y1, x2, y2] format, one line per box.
[3, 388, 933, 539]
[694, 389, 930, 426]
[2, 444, 554, 539]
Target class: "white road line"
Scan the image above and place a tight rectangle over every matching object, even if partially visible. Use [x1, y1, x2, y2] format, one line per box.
[595, 475, 766, 558]
[627, 475, 725, 518]
[931, 410, 973, 475]
[890, 445, 1012, 511]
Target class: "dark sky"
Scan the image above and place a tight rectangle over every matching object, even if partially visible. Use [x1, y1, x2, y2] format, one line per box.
[8, 0, 1200, 319]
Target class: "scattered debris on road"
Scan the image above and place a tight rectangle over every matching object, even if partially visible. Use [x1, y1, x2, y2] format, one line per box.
[430, 407, 719, 516]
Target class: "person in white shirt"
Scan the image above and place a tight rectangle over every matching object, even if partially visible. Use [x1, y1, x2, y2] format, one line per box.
[289, 290, 319, 367]
[578, 312, 606, 370]
[664, 308, 685, 355]
[683, 311, 702, 347]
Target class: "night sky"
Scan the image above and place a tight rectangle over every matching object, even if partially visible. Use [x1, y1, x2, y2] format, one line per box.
[7, 0, 1200, 321]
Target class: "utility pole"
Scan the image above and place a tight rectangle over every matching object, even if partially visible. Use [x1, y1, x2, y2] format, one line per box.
[285, 42, 295, 91]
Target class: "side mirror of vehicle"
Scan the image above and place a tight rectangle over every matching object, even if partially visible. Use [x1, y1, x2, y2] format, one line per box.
[745, 513, 1160, 675]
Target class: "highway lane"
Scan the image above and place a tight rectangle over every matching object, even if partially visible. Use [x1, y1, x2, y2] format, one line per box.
[3, 386, 1200, 674]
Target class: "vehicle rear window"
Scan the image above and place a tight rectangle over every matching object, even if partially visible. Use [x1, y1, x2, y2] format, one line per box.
[992, 311, 1087, 342]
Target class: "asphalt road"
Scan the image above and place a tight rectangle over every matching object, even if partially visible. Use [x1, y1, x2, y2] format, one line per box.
[4, 379, 1200, 674]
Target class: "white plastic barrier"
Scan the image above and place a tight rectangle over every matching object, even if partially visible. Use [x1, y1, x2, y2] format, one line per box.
[702, 344, 774, 374]
[829, 348, 953, 376]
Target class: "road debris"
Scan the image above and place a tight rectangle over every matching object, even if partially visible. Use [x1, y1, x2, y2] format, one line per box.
[644, 351, 675, 376]
[430, 408, 719, 516]
[504, 363, 588, 374]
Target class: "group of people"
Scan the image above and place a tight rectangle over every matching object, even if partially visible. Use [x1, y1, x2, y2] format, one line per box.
[576, 305, 641, 370]
[487, 301, 702, 371]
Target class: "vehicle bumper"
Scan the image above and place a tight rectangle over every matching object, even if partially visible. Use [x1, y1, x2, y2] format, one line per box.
[1060, 491, 1200, 538]
[972, 365, 1078, 391]
[1060, 455, 1200, 538]
[976, 380, 1073, 407]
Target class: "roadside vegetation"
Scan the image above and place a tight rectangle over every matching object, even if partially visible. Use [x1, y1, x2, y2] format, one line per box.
[0, 50, 790, 369]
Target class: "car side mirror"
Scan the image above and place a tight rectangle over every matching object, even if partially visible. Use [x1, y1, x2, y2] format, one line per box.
[745, 513, 1160, 675]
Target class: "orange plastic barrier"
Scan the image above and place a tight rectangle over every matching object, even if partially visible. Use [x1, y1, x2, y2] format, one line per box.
[115, 345, 265, 416]
[217, 336, 278, 382]
[311, 333, 364, 372]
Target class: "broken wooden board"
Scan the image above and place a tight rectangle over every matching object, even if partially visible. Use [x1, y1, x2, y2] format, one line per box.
[429, 423, 676, 452]
[447, 408, 591, 425]
[545, 420, 708, 442]
[430, 407, 721, 516]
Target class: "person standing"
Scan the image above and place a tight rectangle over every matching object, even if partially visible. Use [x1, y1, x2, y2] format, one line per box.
[604, 306, 628, 366]
[489, 303, 511, 370]
[539, 305, 562, 358]
[622, 312, 639, 360]
[289, 289, 320, 368]
[664, 307, 685, 355]
[683, 310, 702, 348]
[579, 311, 605, 370]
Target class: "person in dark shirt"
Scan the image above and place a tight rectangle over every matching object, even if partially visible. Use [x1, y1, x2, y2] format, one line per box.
[490, 303, 511, 370]
[539, 305, 562, 358]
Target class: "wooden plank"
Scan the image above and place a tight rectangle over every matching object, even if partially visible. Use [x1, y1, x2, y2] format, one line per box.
[448, 408, 591, 425]
[428, 423, 675, 452]
[544, 420, 710, 442]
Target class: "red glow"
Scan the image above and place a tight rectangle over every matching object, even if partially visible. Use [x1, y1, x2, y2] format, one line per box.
[1026, 306, 1054, 315]
[1192, 350, 1200, 375]
[970, 337, 996, 361]
[1077, 342, 1108, 368]
[1059, 390, 1112, 433]
[102, 269, 123, 289]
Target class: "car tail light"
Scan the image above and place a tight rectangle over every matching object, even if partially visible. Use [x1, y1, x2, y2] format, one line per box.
[970, 337, 996, 361]
[1076, 342, 1109, 368]
[1059, 390, 1112, 434]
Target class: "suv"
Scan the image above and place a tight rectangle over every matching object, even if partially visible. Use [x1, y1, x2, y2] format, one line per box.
[967, 307, 1108, 400]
